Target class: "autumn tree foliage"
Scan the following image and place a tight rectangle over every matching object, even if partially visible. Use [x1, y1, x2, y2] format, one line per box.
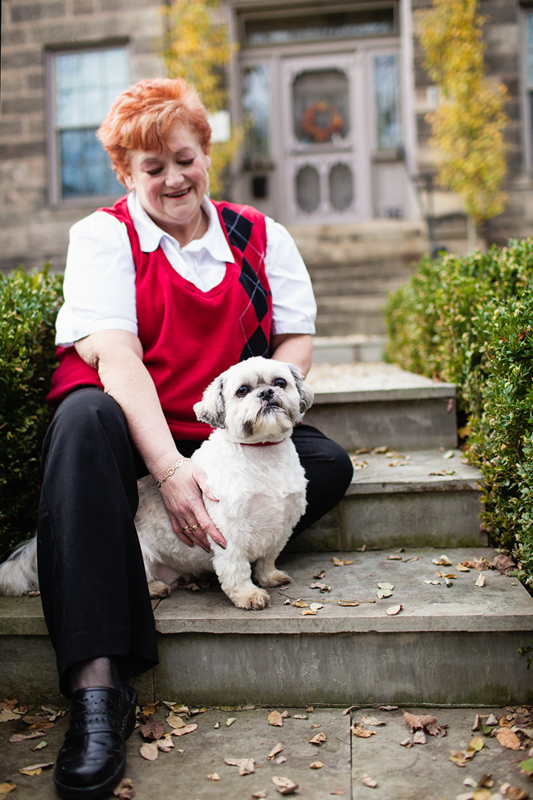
[161, 0, 242, 199]
[418, 0, 509, 247]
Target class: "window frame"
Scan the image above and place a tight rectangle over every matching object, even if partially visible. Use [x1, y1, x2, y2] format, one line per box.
[46, 40, 131, 208]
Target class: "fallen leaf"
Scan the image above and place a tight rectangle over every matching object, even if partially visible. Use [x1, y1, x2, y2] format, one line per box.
[293, 714, 308, 719]
[403, 711, 447, 737]
[443, 450, 455, 459]
[0, 785, 16, 796]
[399, 738, 412, 747]
[362, 776, 378, 788]
[252, 792, 268, 799]
[496, 728, 521, 750]
[207, 773, 220, 781]
[226, 717, 236, 727]
[486, 714, 499, 726]
[313, 569, 326, 579]
[432, 555, 453, 566]
[306, 706, 314, 713]
[388, 555, 403, 561]
[139, 718, 165, 740]
[301, 607, 316, 616]
[500, 783, 529, 799]
[342, 705, 360, 715]
[413, 730, 427, 745]
[462, 558, 490, 571]
[113, 777, 136, 799]
[28, 721, 54, 731]
[224, 757, 255, 775]
[471, 791, 491, 800]
[429, 469, 456, 476]
[170, 723, 197, 737]
[380, 706, 399, 711]
[140, 742, 158, 761]
[491, 555, 516, 575]
[0, 710, 21, 723]
[456, 563, 471, 572]
[141, 701, 158, 716]
[309, 583, 331, 593]
[276, 756, 287, 765]
[475, 574, 486, 587]
[377, 589, 393, 599]
[181, 582, 200, 591]
[386, 605, 402, 616]
[214, 721, 220, 729]
[267, 743, 284, 760]
[19, 761, 53, 776]
[166, 713, 186, 729]
[309, 603, 324, 612]
[309, 732, 327, 744]
[477, 775, 494, 788]
[268, 711, 284, 727]
[377, 583, 394, 590]
[351, 723, 376, 738]
[272, 776, 299, 795]
[361, 716, 386, 726]
[156, 738, 174, 752]
[331, 558, 353, 566]
[424, 580, 441, 585]
[330, 792, 345, 796]
[30, 740, 48, 751]
[292, 600, 308, 608]
[338, 601, 359, 607]
[9, 730, 46, 743]
[0, 697, 18, 711]
[310, 761, 323, 769]
[520, 757, 533, 775]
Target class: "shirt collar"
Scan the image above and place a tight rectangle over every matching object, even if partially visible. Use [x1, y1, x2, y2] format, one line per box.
[127, 191, 235, 263]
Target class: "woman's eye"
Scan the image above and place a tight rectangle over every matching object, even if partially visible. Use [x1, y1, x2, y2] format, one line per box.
[236, 385, 250, 397]
[273, 378, 287, 389]
[147, 168, 163, 176]
[178, 159, 194, 167]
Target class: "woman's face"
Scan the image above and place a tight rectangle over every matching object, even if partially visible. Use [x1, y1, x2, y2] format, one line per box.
[124, 123, 211, 236]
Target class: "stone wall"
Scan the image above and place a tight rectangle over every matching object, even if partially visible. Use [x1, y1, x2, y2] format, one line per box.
[0, 0, 164, 273]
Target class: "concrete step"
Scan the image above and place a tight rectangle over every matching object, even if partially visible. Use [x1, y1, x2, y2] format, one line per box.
[305, 362, 457, 452]
[289, 449, 484, 553]
[313, 335, 386, 364]
[2, 548, 531, 706]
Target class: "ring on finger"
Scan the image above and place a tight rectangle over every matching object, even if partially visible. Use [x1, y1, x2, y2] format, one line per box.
[190, 524, 200, 531]
[180, 525, 191, 532]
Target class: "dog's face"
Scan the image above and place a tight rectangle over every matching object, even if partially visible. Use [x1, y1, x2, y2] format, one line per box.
[194, 357, 314, 443]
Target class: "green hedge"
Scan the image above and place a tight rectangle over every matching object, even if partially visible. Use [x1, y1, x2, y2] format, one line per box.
[0, 267, 63, 556]
[384, 239, 533, 585]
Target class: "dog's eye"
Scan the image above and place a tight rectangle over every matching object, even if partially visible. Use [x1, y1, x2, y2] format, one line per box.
[236, 385, 250, 397]
[273, 378, 287, 389]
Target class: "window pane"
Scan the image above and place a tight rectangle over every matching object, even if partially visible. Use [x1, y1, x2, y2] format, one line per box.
[293, 70, 349, 144]
[245, 8, 395, 45]
[374, 54, 401, 149]
[60, 129, 123, 198]
[55, 48, 128, 128]
[295, 165, 320, 212]
[329, 163, 354, 210]
[242, 64, 270, 158]
[528, 14, 533, 86]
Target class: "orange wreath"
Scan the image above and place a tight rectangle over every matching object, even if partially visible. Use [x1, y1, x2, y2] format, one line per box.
[301, 101, 344, 143]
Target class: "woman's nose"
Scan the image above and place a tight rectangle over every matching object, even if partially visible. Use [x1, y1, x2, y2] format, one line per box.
[165, 163, 185, 186]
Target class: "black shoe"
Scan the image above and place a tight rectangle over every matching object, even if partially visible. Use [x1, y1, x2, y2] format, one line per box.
[54, 686, 138, 799]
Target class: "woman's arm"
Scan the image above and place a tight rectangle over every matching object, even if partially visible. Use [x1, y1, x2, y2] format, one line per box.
[75, 329, 226, 551]
[271, 333, 313, 377]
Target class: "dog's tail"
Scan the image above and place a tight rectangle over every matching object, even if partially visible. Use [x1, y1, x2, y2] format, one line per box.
[0, 537, 39, 596]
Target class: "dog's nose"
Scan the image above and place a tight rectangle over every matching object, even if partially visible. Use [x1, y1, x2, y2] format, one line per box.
[258, 387, 274, 400]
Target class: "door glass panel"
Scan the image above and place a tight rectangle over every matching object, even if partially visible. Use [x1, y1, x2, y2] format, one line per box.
[329, 163, 353, 210]
[242, 64, 270, 158]
[293, 70, 349, 144]
[374, 54, 401, 149]
[296, 165, 320, 212]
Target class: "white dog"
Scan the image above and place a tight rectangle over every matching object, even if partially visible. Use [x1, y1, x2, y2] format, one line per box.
[0, 357, 313, 611]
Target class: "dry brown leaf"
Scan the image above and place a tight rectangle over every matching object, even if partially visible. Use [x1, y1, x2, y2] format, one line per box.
[224, 757, 255, 775]
[342, 705, 360, 716]
[267, 743, 284, 760]
[207, 773, 220, 781]
[386, 605, 402, 616]
[268, 710, 284, 727]
[0, 784, 17, 798]
[113, 777, 136, 799]
[313, 570, 326, 579]
[330, 792, 345, 796]
[475, 574, 486, 587]
[399, 738, 412, 748]
[491, 555, 517, 575]
[477, 774, 493, 788]
[331, 557, 353, 566]
[28, 721, 54, 731]
[309, 582, 331, 593]
[413, 730, 427, 745]
[351, 723, 376, 738]
[0, 697, 18, 711]
[272, 776, 299, 795]
[301, 609, 316, 616]
[252, 792, 268, 799]
[432, 555, 452, 566]
[403, 711, 447, 737]
[449, 749, 473, 767]
[360, 715, 386, 726]
[500, 783, 529, 799]
[30, 740, 48, 751]
[156, 736, 174, 752]
[387, 555, 403, 561]
[141, 701, 158, 716]
[310, 761, 323, 769]
[309, 732, 327, 744]
[362, 776, 378, 788]
[338, 601, 359, 607]
[19, 761, 53, 776]
[292, 600, 308, 608]
[472, 791, 492, 800]
[9, 730, 46, 743]
[456, 563, 471, 572]
[139, 718, 165, 740]
[496, 728, 521, 750]
[166, 713, 186, 729]
[462, 558, 490, 571]
[170, 723, 197, 737]
[293, 714, 308, 719]
[140, 742, 158, 761]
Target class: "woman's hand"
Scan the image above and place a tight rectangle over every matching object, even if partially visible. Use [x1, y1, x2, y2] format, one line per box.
[158, 460, 226, 552]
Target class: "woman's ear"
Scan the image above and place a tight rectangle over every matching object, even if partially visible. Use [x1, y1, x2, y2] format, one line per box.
[124, 173, 135, 191]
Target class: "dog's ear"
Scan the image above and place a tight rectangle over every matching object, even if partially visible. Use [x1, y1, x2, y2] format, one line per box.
[288, 364, 314, 413]
[194, 375, 226, 428]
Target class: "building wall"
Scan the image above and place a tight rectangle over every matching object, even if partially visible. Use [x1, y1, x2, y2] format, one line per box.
[0, 0, 164, 273]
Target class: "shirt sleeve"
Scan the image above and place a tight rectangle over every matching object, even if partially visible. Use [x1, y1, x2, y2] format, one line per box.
[55, 211, 138, 346]
[264, 216, 317, 336]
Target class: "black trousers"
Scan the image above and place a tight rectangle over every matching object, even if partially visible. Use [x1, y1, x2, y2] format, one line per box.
[37, 388, 353, 696]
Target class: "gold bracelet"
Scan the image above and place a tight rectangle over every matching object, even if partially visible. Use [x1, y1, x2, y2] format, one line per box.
[156, 457, 190, 489]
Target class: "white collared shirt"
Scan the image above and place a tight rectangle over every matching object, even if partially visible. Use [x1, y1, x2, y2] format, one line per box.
[55, 193, 316, 346]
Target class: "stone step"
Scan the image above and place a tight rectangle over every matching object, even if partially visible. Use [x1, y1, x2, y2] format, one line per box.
[313, 335, 386, 364]
[305, 362, 457, 451]
[2, 548, 531, 706]
[289, 449, 484, 552]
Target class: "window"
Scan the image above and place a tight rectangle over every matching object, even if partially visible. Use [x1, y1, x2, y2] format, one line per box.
[49, 46, 129, 203]
[242, 64, 271, 161]
[373, 53, 401, 149]
[525, 12, 533, 169]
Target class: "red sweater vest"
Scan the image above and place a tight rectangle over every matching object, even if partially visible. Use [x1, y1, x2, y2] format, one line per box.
[47, 197, 273, 440]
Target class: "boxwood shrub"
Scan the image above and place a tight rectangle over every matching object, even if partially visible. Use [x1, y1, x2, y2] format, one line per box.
[0, 267, 63, 558]
[384, 239, 533, 584]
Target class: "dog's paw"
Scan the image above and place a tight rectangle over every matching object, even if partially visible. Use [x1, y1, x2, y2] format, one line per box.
[148, 580, 171, 599]
[257, 569, 291, 588]
[231, 587, 270, 610]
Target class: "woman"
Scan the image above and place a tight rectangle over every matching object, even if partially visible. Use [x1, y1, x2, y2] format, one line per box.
[39, 78, 353, 799]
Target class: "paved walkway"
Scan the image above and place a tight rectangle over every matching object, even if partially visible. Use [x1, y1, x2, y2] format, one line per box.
[1, 702, 532, 799]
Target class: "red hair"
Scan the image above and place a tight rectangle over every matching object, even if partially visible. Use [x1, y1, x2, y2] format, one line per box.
[97, 78, 211, 186]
